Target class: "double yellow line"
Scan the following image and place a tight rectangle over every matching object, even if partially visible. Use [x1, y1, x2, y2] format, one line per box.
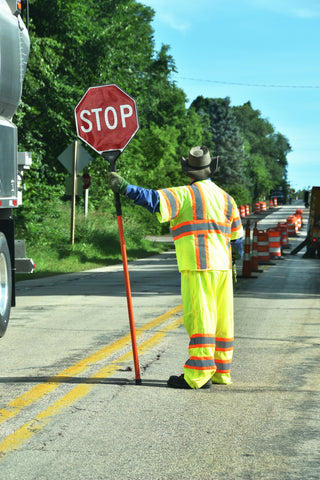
[0, 305, 183, 459]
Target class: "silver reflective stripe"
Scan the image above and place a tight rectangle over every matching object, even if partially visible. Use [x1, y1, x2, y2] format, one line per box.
[215, 339, 234, 350]
[191, 184, 204, 219]
[162, 189, 178, 218]
[189, 335, 216, 347]
[226, 194, 234, 221]
[197, 234, 207, 269]
[215, 360, 232, 372]
[172, 221, 230, 238]
[185, 357, 216, 369]
[232, 217, 242, 229]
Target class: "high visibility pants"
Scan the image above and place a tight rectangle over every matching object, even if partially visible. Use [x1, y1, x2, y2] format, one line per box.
[181, 269, 234, 388]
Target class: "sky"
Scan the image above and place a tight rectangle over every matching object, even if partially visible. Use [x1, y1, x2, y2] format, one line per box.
[140, 0, 320, 191]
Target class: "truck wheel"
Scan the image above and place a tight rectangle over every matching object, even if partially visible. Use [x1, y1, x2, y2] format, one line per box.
[0, 233, 12, 337]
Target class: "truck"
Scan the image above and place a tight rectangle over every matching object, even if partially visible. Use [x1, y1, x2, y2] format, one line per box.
[0, 0, 34, 337]
[304, 186, 320, 258]
[291, 186, 320, 258]
[269, 188, 286, 205]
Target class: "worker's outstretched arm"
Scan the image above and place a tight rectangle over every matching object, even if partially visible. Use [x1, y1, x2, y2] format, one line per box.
[108, 172, 160, 213]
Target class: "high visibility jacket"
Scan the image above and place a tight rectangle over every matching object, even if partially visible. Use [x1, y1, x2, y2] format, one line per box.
[157, 179, 243, 272]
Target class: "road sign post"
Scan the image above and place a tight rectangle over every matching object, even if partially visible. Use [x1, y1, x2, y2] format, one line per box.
[75, 85, 141, 384]
[58, 140, 93, 243]
[82, 173, 91, 217]
[71, 140, 78, 245]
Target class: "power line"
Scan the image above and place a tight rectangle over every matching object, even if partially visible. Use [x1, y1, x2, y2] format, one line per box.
[177, 76, 320, 89]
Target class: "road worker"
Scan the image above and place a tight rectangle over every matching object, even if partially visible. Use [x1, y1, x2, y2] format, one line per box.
[108, 146, 243, 389]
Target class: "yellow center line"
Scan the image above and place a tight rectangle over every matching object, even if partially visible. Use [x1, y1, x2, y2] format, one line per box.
[0, 315, 184, 459]
[0, 305, 183, 424]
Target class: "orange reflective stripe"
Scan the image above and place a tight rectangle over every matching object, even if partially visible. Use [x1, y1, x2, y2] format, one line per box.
[185, 356, 216, 370]
[161, 180, 242, 271]
[169, 189, 180, 216]
[187, 185, 197, 219]
[194, 235, 201, 269]
[171, 220, 231, 238]
[195, 183, 207, 219]
[160, 188, 180, 219]
[232, 216, 242, 232]
[223, 191, 229, 218]
[163, 192, 172, 218]
[225, 192, 234, 222]
[204, 232, 210, 269]
[215, 337, 234, 352]
[215, 358, 232, 373]
[189, 334, 216, 349]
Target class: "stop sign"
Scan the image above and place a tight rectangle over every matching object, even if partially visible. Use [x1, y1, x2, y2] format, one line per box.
[75, 84, 139, 154]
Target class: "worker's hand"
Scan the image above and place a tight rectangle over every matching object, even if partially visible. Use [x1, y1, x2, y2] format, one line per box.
[107, 172, 129, 194]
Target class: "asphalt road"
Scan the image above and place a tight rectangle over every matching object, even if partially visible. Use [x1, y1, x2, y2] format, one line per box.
[0, 203, 319, 480]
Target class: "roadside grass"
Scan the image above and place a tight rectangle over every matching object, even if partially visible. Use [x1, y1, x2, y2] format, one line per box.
[16, 202, 173, 280]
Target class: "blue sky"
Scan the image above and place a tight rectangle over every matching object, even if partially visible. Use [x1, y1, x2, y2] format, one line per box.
[141, 0, 320, 191]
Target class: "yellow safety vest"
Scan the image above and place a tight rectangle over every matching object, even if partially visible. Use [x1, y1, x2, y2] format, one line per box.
[157, 179, 243, 271]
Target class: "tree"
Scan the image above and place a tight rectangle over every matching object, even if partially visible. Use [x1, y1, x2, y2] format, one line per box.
[232, 102, 291, 200]
[191, 96, 250, 204]
[15, 0, 210, 232]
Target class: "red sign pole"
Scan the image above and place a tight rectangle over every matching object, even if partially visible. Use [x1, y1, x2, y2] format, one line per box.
[102, 151, 141, 385]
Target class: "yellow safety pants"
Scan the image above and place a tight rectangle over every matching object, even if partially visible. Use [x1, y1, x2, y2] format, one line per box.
[181, 270, 234, 388]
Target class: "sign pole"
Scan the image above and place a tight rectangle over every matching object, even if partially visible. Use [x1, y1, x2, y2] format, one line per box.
[75, 84, 141, 384]
[70, 140, 78, 245]
[102, 151, 141, 385]
[84, 188, 88, 217]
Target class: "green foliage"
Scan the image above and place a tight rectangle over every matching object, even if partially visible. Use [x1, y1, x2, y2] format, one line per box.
[16, 203, 172, 279]
[13, 0, 292, 269]
[191, 96, 248, 191]
[232, 102, 291, 200]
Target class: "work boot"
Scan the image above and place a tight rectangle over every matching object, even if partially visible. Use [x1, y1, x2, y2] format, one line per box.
[167, 374, 211, 389]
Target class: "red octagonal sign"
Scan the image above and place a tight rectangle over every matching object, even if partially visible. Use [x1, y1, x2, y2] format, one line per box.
[75, 84, 139, 154]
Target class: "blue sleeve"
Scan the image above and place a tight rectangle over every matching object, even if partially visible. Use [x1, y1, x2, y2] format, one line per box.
[231, 237, 244, 257]
[125, 184, 160, 213]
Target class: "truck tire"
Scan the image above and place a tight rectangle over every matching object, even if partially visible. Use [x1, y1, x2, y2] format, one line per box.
[0, 233, 12, 337]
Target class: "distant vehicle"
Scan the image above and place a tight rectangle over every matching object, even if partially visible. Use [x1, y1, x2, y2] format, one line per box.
[291, 186, 320, 258]
[270, 189, 285, 205]
[0, 0, 34, 337]
[305, 186, 320, 258]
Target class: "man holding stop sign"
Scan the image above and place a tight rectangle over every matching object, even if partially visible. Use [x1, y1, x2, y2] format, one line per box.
[108, 146, 244, 390]
[76, 85, 244, 389]
[75, 84, 142, 384]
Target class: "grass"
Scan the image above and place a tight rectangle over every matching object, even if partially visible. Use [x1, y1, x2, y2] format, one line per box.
[15, 202, 173, 280]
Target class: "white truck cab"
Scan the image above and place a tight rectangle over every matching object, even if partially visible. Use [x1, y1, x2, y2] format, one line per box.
[0, 0, 33, 336]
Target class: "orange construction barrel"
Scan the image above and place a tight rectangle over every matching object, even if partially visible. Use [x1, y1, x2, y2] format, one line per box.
[257, 230, 270, 264]
[287, 216, 298, 236]
[267, 228, 282, 258]
[278, 222, 289, 249]
[260, 201, 267, 212]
